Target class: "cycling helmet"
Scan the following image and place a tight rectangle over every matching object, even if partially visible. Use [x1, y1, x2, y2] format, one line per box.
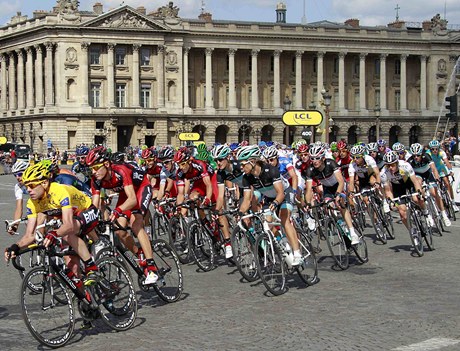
[330, 142, 338, 152]
[173, 148, 191, 163]
[383, 151, 399, 164]
[141, 147, 157, 160]
[392, 142, 405, 152]
[410, 143, 424, 155]
[197, 143, 207, 153]
[41, 159, 60, 176]
[262, 145, 278, 160]
[236, 145, 261, 161]
[377, 139, 387, 147]
[265, 141, 274, 147]
[309, 144, 326, 158]
[258, 141, 267, 148]
[350, 145, 366, 156]
[86, 146, 110, 166]
[76, 145, 89, 156]
[297, 144, 309, 154]
[337, 140, 348, 150]
[428, 140, 440, 149]
[12, 160, 30, 174]
[111, 152, 126, 164]
[229, 142, 239, 151]
[367, 142, 378, 152]
[22, 161, 52, 183]
[211, 145, 231, 159]
[158, 147, 174, 161]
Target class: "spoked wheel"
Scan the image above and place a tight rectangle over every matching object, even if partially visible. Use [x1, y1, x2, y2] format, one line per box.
[20, 267, 75, 348]
[231, 227, 258, 282]
[151, 211, 169, 240]
[419, 215, 434, 251]
[254, 232, 286, 296]
[325, 219, 349, 270]
[167, 216, 190, 264]
[408, 209, 424, 257]
[188, 222, 216, 272]
[442, 191, 456, 221]
[151, 239, 183, 303]
[15, 251, 46, 294]
[295, 230, 318, 286]
[369, 203, 387, 244]
[426, 196, 442, 236]
[94, 257, 138, 331]
[351, 226, 369, 263]
[385, 212, 396, 239]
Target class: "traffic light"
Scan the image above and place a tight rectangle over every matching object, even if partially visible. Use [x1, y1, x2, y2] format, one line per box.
[445, 95, 458, 119]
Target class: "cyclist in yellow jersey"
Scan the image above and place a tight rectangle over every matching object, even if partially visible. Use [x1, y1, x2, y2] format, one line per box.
[5, 162, 100, 285]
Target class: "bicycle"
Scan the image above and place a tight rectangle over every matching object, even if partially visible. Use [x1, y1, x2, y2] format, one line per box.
[96, 219, 183, 303]
[422, 181, 444, 235]
[438, 175, 456, 222]
[15, 243, 137, 348]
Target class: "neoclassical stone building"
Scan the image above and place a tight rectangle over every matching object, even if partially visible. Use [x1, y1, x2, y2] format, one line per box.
[0, 0, 459, 153]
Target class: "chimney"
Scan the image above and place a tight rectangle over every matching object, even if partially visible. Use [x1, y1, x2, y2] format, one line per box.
[198, 12, 212, 22]
[93, 2, 103, 15]
[137, 6, 146, 15]
[345, 18, 359, 28]
[276, 2, 287, 24]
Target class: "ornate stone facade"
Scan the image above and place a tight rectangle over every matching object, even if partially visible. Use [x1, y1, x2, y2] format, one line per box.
[0, 2, 459, 153]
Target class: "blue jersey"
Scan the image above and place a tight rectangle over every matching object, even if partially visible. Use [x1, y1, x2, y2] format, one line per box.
[54, 173, 92, 197]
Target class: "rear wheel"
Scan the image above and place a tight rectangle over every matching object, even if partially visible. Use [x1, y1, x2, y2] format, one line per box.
[167, 216, 190, 264]
[325, 219, 349, 270]
[369, 203, 387, 244]
[352, 226, 369, 263]
[231, 227, 258, 282]
[407, 208, 424, 257]
[189, 222, 215, 272]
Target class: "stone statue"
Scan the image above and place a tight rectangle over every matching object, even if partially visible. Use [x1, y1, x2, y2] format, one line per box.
[102, 13, 148, 28]
[431, 13, 448, 31]
[152, 1, 179, 18]
[56, 0, 79, 15]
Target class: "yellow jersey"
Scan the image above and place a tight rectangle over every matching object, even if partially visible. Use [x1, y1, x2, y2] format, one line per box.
[26, 182, 91, 218]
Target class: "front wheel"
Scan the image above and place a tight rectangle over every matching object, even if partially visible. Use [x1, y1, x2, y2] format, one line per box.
[188, 222, 216, 272]
[352, 226, 369, 263]
[325, 219, 349, 270]
[407, 208, 424, 257]
[231, 227, 258, 282]
[167, 216, 190, 264]
[369, 203, 387, 244]
[296, 230, 318, 285]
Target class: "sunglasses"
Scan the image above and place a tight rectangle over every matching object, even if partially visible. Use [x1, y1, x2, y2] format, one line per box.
[267, 157, 278, 162]
[430, 148, 439, 151]
[215, 158, 226, 163]
[25, 181, 43, 189]
[414, 154, 422, 157]
[386, 162, 398, 167]
[162, 160, 172, 164]
[146, 158, 156, 162]
[90, 163, 105, 171]
[351, 155, 363, 159]
[77, 156, 86, 160]
[310, 156, 323, 161]
[299, 153, 309, 157]
[398, 151, 406, 155]
[178, 161, 189, 167]
[13, 172, 23, 178]
[241, 161, 252, 166]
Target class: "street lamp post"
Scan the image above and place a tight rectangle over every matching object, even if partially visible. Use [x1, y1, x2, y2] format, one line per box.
[237, 117, 250, 143]
[253, 127, 261, 144]
[283, 96, 292, 145]
[374, 105, 381, 141]
[321, 89, 332, 143]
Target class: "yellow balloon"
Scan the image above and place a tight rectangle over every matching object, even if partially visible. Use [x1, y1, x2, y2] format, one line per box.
[0, 136, 7, 145]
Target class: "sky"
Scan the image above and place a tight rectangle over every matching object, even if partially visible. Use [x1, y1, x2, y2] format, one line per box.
[0, 0, 459, 27]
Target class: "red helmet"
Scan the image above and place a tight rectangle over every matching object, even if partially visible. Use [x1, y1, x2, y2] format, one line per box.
[141, 147, 157, 160]
[337, 140, 348, 151]
[297, 144, 309, 153]
[86, 146, 110, 166]
[173, 149, 190, 163]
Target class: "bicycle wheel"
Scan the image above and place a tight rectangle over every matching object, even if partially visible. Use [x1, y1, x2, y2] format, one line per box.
[385, 212, 396, 239]
[426, 196, 442, 235]
[167, 216, 190, 264]
[254, 232, 286, 296]
[188, 222, 215, 272]
[369, 203, 387, 244]
[153, 212, 169, 240]
[325, 219, 349, 270]
[407, 208, 423, 257]
[296, 230, 318, 285]
[151, 239, 183, 303]
[352, 226, 369, 263]
[231, 227, 258, 282]
[94, 257, 138, 331]
[20, 267, 75, 348]
[442, 190, 456, 221]
[419, 213, 434, 251]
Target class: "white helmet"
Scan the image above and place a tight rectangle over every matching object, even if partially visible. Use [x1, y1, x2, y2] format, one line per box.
[392, 142, 405, 152]
[410, 143, 424, 155]
[367, 142, 378, 152]
[12, 160, 30, 174]
[350, 145, 366, 156]
[309, 144, 326, 158]
[383, 151, 399, 164]
[262, 145, 278, 160]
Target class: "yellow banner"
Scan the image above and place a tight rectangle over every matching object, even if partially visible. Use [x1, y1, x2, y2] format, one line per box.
[178, 132, 200, 141]
[282, 110, 323, 126]
[0, 136, 6, 145]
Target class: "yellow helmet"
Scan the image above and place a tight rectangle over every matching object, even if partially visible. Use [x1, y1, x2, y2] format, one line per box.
[22, 162, 52, 184]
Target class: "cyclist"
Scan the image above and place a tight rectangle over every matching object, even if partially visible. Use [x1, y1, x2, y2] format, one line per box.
[72, 145, 92, 186]
[348, 144, 382, 194]
[43, 159, 92, 197]
[377, 139, 391, 155]
[408, 143, 451, 227]
[4, 162, 100, 285]
[330, 142, 339, 160]
[157, 147, 178, 200]
[426, 140, 458, 212]
[142, 147, 163, 199]
[8, 160, 30, 235]
[392, 142, 411, 161]
[86, 146, 158, 285]
[304, 144, 360, 245]
[367, 142, 385, 170]
[336, 140, 352, 183]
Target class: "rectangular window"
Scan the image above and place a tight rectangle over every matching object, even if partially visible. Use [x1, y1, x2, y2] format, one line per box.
[270, 56, 274, 72]
[146, 121, 154, 129]
[395, 91, 401, 110]
[95, 121, 104, 129]
[375, 90, 381, 108]
[395, 59, 401, 75]
[90, 83, 101, 108]
[354, 90, 360, 110]
[116, 83, 126, 107]
[333, 58, 339, 74]
[333, 89, 339, 111]
[292, 57, 296, 73]
[141, 48, 151, 66]
[292, 88, 296, 105]
[248, 55, 252, 72]
[141, 83, 151, 108]
[90, 48, 100, 65]
[375, 59, 380, 76]
[248, 86, 252, 108]
[313, 57, 317, 74]
[116, 48, 126, 65]
[270, 87, 274, 108]
[353, 58, 359, 76]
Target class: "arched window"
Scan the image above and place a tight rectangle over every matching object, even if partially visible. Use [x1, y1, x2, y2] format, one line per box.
[67, 79, 77, 100]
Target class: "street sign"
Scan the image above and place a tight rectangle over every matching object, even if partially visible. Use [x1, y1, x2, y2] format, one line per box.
[282, 110, 323, 126]
[178, 132, 200, 141]
[301, 130, 312, 137]
[0, 136, 6, 145]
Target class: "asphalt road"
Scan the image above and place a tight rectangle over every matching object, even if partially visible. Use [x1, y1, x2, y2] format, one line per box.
[0, 173, 460, 351]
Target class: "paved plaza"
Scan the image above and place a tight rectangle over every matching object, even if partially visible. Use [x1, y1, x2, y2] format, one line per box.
[0, 175, 459, 351]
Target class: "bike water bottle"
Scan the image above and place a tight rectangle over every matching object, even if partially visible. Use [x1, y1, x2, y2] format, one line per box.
[337, 218, 350, 238]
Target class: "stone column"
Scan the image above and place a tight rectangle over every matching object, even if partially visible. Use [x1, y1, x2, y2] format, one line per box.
[183, 47, 190, 111]
[316, 52, 325, 105]
[16, 50, 25, 110]
[107, 43, 115, 107]
[228, 48, 238, 113]
[157, 45, 165, 108]
[81, 42, 90, 106]
[359, 53, 367, 112]
[1, 54, 8, 111]
[205, 47, 214, 110]
[379, 54, 388, 111]
[295, 50, 303, 109]
[251, 49, 260, 113]
[8, 52, 16, 110]
[132, 44, 140, 107]
[338, 51, 347, 112]
[25, 47, 34, 109]
[420, 55, 427, 111]
[400, 54, 408, 112]
[45, 42, 54, 106]
[273, 50, 282, 111]
[34, 45, 44, 107]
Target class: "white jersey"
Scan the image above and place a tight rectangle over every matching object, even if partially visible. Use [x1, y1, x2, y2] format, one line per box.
[380, 160, 415, 185]
[348, 155, 377, 179]
[14, 183, 27, 201]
